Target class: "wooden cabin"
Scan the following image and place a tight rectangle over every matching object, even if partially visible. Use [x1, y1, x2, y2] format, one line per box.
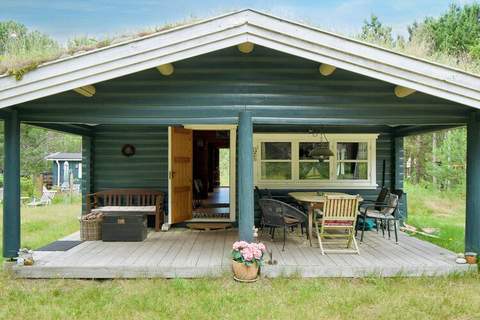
[1, 10, 479, 277]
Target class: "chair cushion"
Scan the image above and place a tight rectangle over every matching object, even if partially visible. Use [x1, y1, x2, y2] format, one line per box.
[323, 220, 354, 227]
[284, 216, 300, 224]
[381, 194, 398, 215]
[365, 209, 394, 219]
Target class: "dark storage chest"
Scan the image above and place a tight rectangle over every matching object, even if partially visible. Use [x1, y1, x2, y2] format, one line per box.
[102, 212, 147, 242]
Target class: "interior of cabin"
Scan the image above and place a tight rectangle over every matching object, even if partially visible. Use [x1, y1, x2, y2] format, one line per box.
[192, 130, 231, 220]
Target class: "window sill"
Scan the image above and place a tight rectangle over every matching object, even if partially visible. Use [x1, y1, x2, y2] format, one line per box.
[255, 182, 378, 190]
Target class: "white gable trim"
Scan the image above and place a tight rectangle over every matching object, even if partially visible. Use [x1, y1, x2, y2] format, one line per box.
[1, 9, 480, 109]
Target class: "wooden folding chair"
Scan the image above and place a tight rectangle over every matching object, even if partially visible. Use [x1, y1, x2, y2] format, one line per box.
[314, 194, 360, 255]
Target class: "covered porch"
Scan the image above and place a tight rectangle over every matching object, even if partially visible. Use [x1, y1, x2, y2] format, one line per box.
[2, 10, 480, 277]
[9, 229, 473, 278]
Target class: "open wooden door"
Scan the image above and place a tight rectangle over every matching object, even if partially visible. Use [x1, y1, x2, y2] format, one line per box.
[169, 127, 193, 224]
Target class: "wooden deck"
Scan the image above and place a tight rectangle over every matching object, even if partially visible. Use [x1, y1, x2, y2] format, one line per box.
[8, 229, 475, 278]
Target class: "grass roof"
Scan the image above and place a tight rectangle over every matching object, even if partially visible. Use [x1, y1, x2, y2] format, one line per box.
[0, 11, 479, 81]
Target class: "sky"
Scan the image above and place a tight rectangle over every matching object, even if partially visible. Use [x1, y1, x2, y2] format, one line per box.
[0, 0, 476, 43]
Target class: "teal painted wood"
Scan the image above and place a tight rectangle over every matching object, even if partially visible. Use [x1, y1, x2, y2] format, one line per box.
[26, 123, 93, 137]
[81, 136, 92, 214]
[3, 110, 21, 258]
[14, 47, 470, 126]
[91, 125, 168, 192]
[238, 111, 254, 242]
[466, 113, 480, 254]
[394, 136, 407, 222]
[394, 125, 462, 137]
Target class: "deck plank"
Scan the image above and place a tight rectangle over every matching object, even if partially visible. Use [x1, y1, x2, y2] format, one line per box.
[10, 229, 474, 279]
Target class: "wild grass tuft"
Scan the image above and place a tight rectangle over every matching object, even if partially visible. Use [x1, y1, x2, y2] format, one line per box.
[405, 182, 466, 253]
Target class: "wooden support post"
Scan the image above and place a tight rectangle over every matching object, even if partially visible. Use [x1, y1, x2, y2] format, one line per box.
[238, 111, 254, 242]
[81, 135, 92, 214]
[393, 136, 407, 222]
[3, 110, 21, 258]
[466, 113, 480, 254]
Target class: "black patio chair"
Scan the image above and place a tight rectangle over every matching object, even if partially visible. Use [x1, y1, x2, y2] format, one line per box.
[358, 191, 403, 243]
[258, 198, 307, 251]
[356, 187, 389, 232]
[359, 187, 390, 211]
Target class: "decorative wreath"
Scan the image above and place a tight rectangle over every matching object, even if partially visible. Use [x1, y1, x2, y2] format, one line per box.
[121, 144, 136, 157]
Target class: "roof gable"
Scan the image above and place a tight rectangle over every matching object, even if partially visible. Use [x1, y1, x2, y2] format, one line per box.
[1, 9, 480, 109]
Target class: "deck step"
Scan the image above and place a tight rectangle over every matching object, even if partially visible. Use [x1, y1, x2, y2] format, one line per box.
[187, 223, 232, 231]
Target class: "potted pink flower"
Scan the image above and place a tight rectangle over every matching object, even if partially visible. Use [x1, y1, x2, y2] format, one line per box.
[231, 241, 266, 282]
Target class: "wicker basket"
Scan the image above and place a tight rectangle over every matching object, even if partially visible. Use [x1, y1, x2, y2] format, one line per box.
[80, 218, 102, 241]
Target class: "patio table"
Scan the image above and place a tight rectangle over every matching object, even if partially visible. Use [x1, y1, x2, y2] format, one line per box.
[288, 192, 363, 246]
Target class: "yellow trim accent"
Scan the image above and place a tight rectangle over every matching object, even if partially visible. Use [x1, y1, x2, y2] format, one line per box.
[73, 85, 96, 97]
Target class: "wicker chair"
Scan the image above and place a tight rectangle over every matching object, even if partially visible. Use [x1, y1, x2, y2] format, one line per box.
[314, 194, 361, 255]
[358, 191, 403, 243]
[258, 198, 307, 251]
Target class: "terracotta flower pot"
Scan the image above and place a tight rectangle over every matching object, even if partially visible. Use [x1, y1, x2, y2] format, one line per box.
[232, 260, 259, 282]
[465, 252, 477, 265]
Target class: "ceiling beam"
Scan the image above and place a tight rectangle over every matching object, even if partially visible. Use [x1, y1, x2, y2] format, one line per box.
[393, 124, 463, 137]
[25, 122, 94, 136]
[73, 85, 96, 97]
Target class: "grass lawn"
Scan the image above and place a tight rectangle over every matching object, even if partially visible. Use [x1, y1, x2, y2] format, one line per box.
[1, 192, 479, 319]
[0, 197, 80, 264]
[0, 273, 479, 319]
[405, 183, 466, 253]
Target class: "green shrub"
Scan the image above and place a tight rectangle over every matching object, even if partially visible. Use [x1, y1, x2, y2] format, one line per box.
[52, 192, 82, 205]
[20, 176, 34, 197]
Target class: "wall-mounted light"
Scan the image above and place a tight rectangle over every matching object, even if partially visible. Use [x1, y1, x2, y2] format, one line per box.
[157, 63, 174, 76]
[238, 42, 254, 54]
[394, 86, 416, 98]
[319, 64, 336, 76]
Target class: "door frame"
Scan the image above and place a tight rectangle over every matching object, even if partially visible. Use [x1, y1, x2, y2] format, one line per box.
[167, 125, 237, 224]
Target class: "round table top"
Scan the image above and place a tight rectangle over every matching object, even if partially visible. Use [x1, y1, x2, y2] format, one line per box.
[288, 191, 363, 203]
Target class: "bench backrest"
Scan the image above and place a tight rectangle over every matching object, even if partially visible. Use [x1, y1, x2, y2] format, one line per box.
[87, 189, 164, 210]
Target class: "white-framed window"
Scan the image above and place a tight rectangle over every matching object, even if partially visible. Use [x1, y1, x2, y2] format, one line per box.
[253, 133, 378, 189]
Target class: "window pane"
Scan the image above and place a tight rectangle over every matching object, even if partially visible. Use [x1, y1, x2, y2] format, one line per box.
[261, 162, 291, 180]
[299, 162, 329, 180]
[337, 142, 368, 160]
[299, 142, 330, 160]
[261, 142, 291, 160]
[336, 162, 368, 180]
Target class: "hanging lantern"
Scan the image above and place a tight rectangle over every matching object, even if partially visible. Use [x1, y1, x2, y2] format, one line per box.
[308, 131, 334, 161]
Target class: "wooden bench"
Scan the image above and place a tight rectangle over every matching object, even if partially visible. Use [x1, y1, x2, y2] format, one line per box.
[86, 189, 165, 231]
